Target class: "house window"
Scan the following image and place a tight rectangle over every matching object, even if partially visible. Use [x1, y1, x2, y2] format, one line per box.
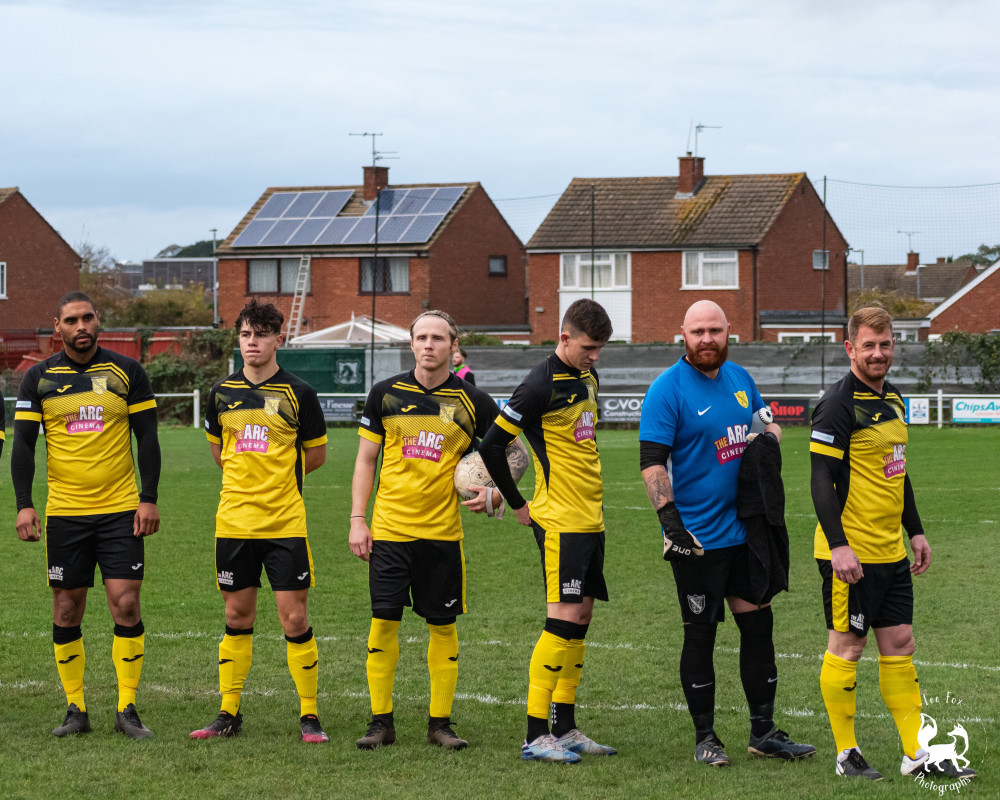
[813, 250, 830, 270]
[361, 256, 409, 294]
[488, 255, 507, 276]
[560, 253, 629, 289]
[776, 332, 835, 343]
[248, 258, 311, 293]
[683, 251, 738, 288]
[0, 262, 6, 298]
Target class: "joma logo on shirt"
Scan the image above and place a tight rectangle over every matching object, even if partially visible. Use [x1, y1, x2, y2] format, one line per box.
[402, 430, 444, 462]
[235, 424, 270, 453]
[574, 411, 595, 442]
[66, 405, 105, 433]
[882, 443, 906, 478]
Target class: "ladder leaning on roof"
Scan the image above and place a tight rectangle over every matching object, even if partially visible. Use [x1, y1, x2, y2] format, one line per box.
[285, 255, 311, 342]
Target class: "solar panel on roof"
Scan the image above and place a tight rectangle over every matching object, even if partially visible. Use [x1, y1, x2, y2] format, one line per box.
[232, 186, 465, 247]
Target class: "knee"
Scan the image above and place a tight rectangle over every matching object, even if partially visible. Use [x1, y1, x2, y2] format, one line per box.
[279, 608, 309, 638]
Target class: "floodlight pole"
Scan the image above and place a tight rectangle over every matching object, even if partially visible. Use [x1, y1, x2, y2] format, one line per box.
[820, 177, 827, 391]
[210, 228, 218, 326]
[590, 183, 596, 300]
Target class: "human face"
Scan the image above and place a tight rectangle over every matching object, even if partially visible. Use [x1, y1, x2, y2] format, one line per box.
[846, 325, 894, 388]
[559, 330, 606, 372]
[682, 306, 730, 374]
[451, 350, 464, 368]
[238, 322, 282, 369]
[55, 301, 100, 359]
[411, 315, 456, 373]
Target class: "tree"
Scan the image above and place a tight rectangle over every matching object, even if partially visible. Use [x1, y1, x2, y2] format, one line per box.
[848, 289, 934, 318]
[956, 243, 1000, 267]
[171, 240, 217, 257]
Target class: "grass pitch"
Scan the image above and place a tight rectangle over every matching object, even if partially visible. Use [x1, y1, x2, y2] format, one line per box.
[0, 425, 996, 799]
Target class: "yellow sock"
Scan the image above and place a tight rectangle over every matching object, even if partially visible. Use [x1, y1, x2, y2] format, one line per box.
[286, 630, 319, 718]
[879, 654, 922, 758]
[820, 650, 859, 753]
[366, 618, 400, 715]
[552, 638, 586, 705]
[527, 630, 570, 720]
[427, 623, 459, 718]
[54, 638, 86, 712]
[112, 632, 145, 712]
[219, 632, 252, 716]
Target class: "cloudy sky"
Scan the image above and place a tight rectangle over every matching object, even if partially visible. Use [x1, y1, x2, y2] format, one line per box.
[3, 0, 998, 262]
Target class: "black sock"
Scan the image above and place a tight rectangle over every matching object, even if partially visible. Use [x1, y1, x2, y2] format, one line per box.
[734, 607, 777, 739]
[680, 623, 718, 743]
[526, 715, 549, 743]
[551, 702, 577, 738]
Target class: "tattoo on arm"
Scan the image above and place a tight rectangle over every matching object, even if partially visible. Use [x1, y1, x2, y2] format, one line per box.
[641, 466, 673, 510]
[505, 438, 530, 483]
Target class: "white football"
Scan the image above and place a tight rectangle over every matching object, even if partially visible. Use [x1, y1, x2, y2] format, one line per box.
[454, 451, 494, 500]
[757, 406, 773, 425]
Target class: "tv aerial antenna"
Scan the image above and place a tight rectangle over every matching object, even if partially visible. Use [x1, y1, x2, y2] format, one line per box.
[686, 121, 721, 157]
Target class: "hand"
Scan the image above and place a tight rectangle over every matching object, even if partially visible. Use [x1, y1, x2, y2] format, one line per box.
[830, 545, 863, 584]
[658, 502, 704, 560]
[16, 508, 42, 542]
[133, 502, 160, 537]
[462, 485, 492, 514]
[909, 534, 931, 575]
[349, 517, 373, 562]
[513, 503, 532, 527]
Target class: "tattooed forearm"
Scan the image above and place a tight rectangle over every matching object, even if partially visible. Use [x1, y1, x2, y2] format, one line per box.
[505, 438, 530, 483]
[641, 465, 674, 510]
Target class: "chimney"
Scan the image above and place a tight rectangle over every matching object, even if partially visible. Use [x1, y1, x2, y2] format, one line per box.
[936, 257, 946, 264]
[363, 165, 389, 201]
[677, 152, 705, 196]
[906, 252, 919, 271]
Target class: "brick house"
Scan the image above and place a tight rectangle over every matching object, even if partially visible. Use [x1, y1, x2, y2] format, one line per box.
[926, 260, 1000, 337]
[525, 156, 849, 343]
[215, 167, 527, 338]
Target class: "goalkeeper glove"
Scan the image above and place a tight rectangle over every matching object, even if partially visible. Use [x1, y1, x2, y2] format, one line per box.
[658, 502, 704, 561]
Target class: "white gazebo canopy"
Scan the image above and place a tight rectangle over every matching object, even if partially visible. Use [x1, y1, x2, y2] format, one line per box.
[289, 313, 410, 347]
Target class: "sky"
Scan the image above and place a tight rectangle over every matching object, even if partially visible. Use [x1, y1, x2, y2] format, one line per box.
[3, 0, 999, 263]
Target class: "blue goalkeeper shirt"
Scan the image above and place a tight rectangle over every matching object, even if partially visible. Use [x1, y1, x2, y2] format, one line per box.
[639, 357, 766, 550]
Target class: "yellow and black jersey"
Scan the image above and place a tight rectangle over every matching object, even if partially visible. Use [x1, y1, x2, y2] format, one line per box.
[1, 388, 5, 459]
[810, 372, 912, 563]
[206, 367, 327, 539]
[359, 370, 499, 542]
[494, 353, 603, 533]
[13, 347, 157, 515]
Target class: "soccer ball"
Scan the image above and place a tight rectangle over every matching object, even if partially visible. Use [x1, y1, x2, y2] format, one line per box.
[756, 406, 773, 426]
[454, 451, 494, 500]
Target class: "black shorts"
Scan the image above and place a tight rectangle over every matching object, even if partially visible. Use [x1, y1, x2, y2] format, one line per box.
[671, 543, 773, 624]
[46, 511, 143, 589]
[532, 524, 609, 604]
[818, 557, 913, 636]
[215, 537, 315, 592]
[369, 538, 466, 619]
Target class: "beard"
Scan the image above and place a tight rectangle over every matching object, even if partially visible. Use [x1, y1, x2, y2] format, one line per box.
[63, 330, 97, 353]
[686, 340, 728, 373]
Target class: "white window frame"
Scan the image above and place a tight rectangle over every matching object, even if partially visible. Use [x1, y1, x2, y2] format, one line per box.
[560, 252, 630, 290]
[488, 255, 507, 276]
[361, 256, 409, 294]
[248, 258, 310, 293]
[813, 250, 830, 270]
[0, 261, 6, 298]
[673, 333, 740, 344]
[776, 332, 835, 343]
[682, 251, 739, 289]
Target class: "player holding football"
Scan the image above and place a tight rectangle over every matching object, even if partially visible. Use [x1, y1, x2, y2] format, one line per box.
[639, 299, 814, 766]
[350, 309, 517, 750]
[479, 298, 617, 763]
[811, 307, 973, 781]
[190, 300, 330, 744]
[12, 292, 161, 739]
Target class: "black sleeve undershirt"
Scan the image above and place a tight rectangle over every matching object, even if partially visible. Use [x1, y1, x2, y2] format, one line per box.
[638, 440, 671, 472]
[130, 407, 161, 504]
[11, 417, 40, 511]
[810, 451, 850, 550]
[479, 423, 524, 509]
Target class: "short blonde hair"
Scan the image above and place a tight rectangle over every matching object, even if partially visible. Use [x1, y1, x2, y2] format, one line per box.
[848, 306, 893, 343]
[409, 309, 459, 342]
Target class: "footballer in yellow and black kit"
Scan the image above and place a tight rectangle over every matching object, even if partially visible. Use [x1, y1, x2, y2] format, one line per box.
[482, 352, 608, 605]
[205, 366, 328, 591]
[810, 370, 923, 637]
[358, 369, 499, 617]
[12, 346, 160, 586]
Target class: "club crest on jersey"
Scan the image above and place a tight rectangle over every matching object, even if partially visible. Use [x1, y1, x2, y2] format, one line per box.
[402, 430, 444, 462]
[688, 594, 706, 614]
[587, 385, 596, 403]
[734, 390, 749, 409]
[439, 405, 456, 424]
[92, 377, 108, 395]
[264, 397, 280, 416]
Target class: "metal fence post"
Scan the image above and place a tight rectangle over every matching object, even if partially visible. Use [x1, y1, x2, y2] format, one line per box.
[193, 388, 201, 430]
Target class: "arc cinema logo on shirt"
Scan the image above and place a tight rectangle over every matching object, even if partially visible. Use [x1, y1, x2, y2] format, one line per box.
[883, 443, 906, 478]
[235, 424, 270, 453]
[574, 410, 596, 442]
[713, 423, 750, 464]
[402, 430, 444, 462]
[66, 405, 105, 434]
